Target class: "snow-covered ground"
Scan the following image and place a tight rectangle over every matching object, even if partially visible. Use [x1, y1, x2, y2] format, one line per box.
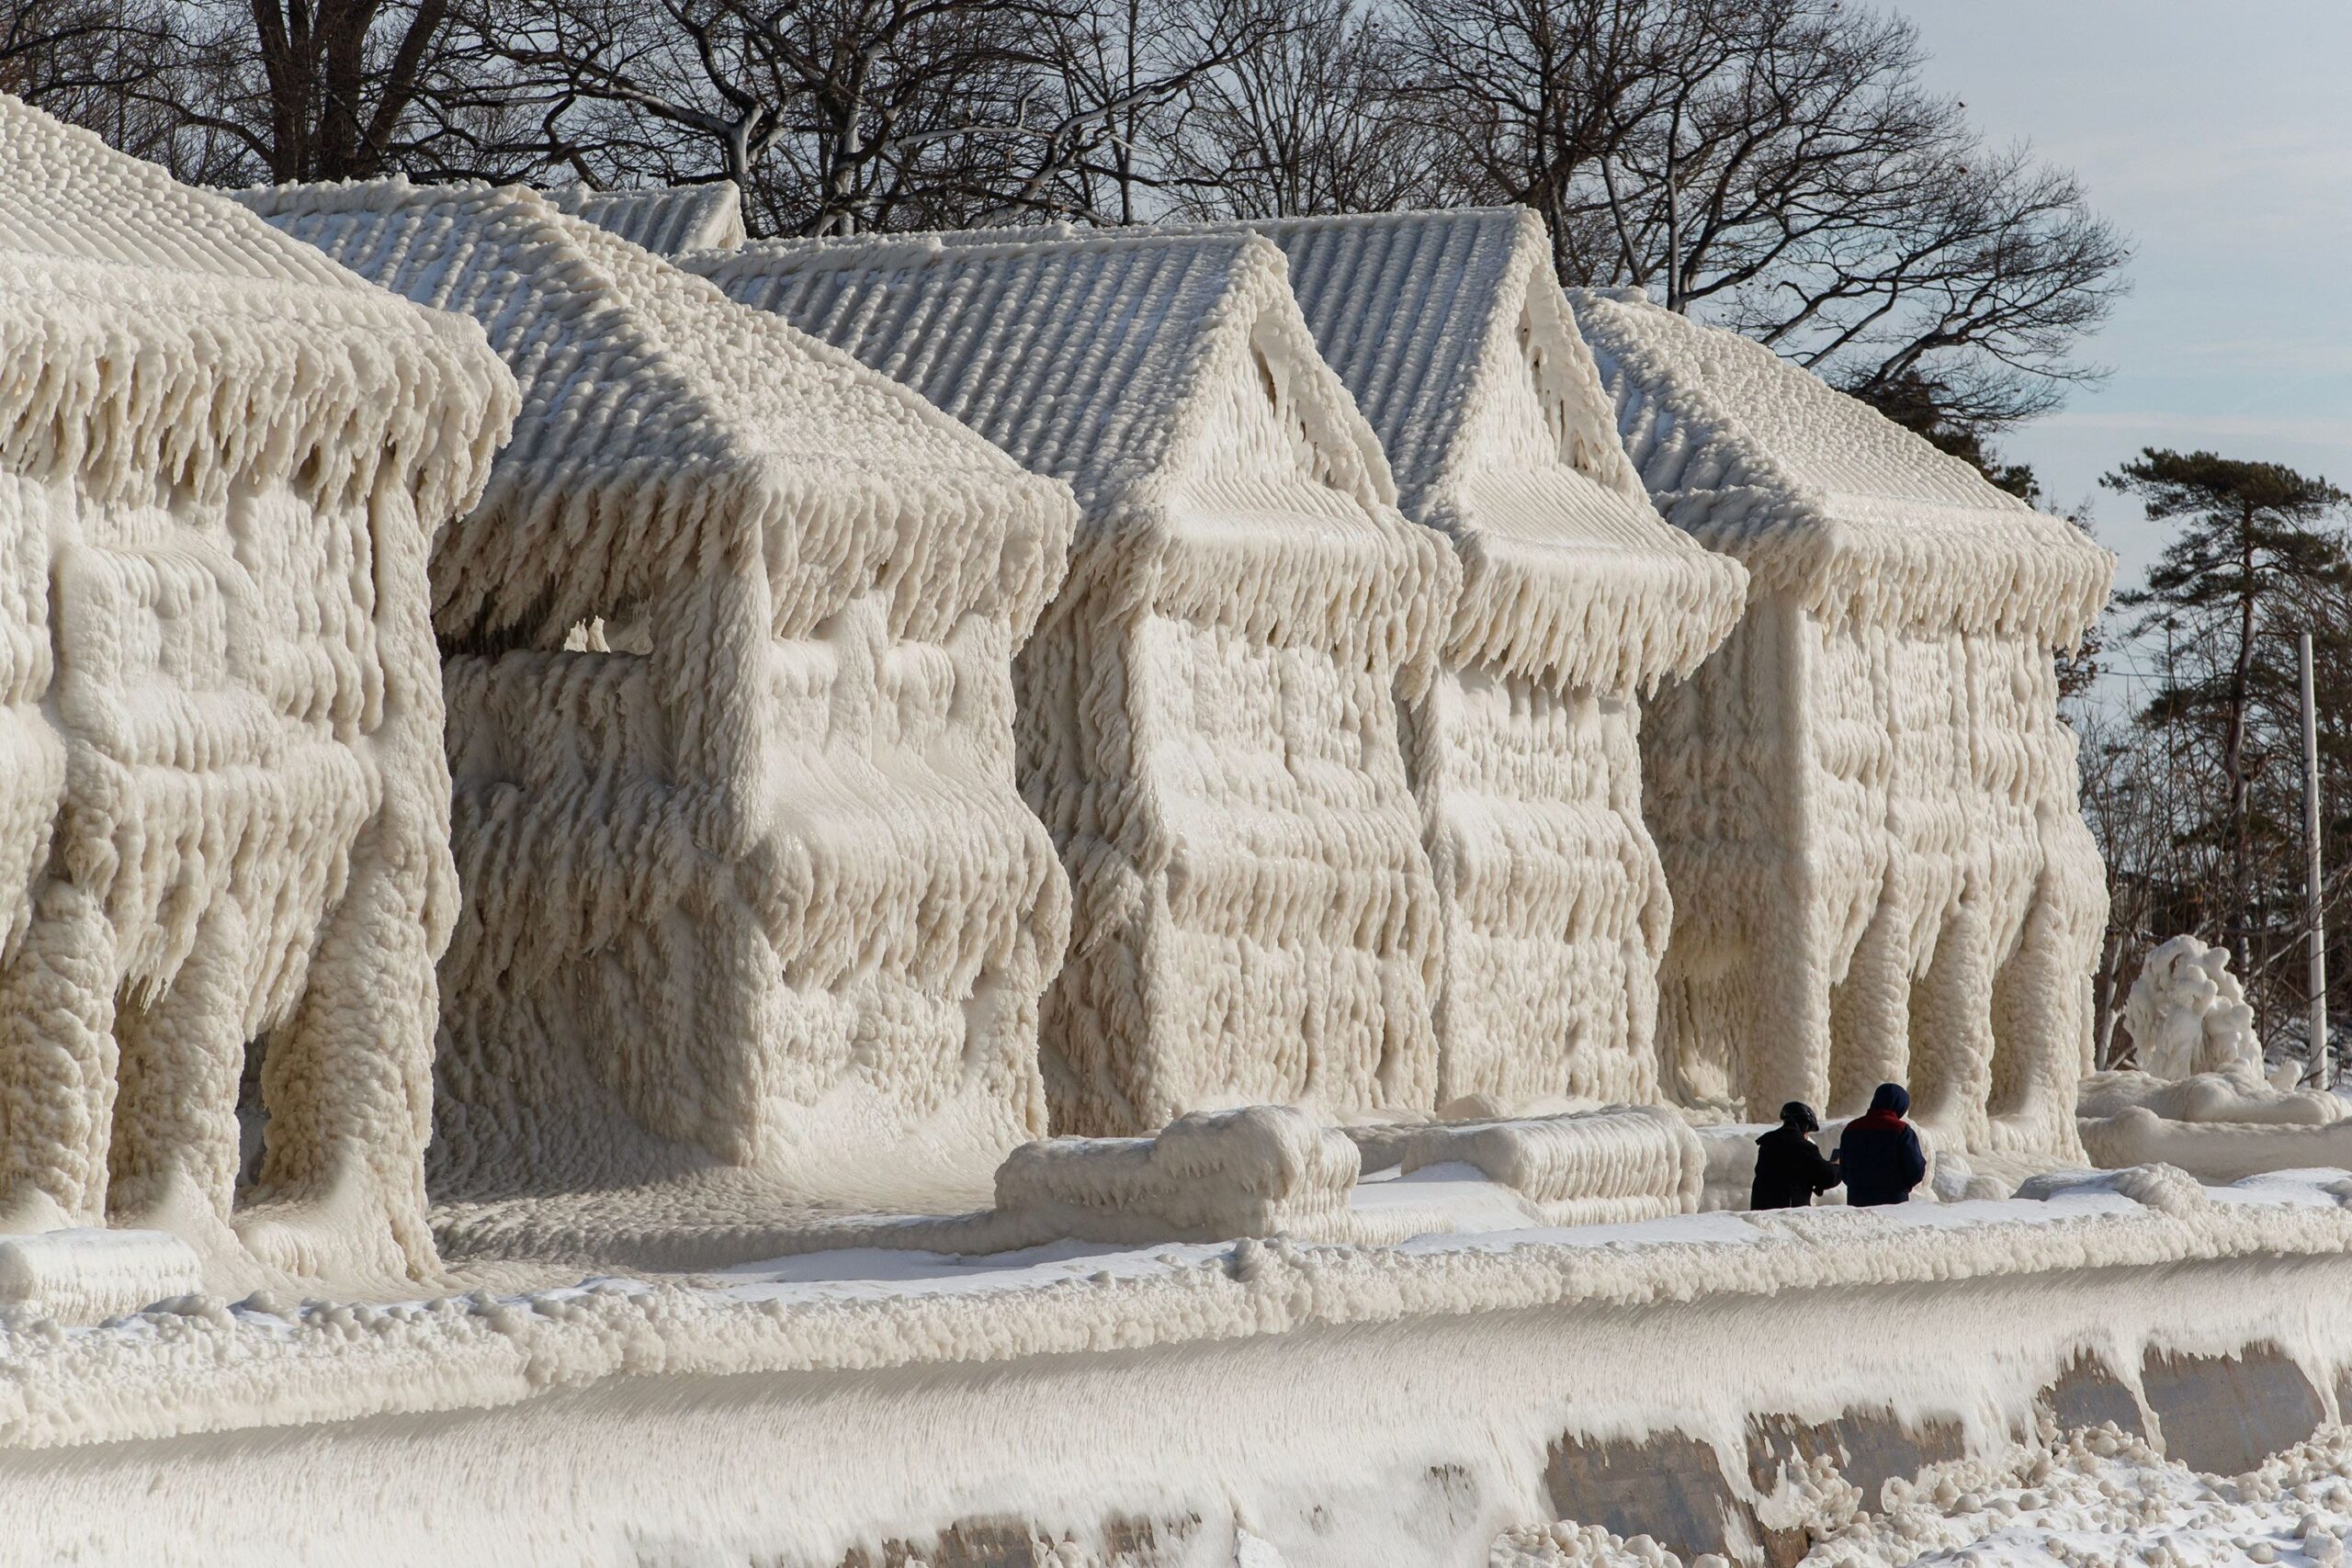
[1503, 1428, 2352, 1568]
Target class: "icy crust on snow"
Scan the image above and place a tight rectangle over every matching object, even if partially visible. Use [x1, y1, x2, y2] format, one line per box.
[1212, 209, 1747, 1110]
[240, 180, 1080, 1216]
[0, 1168, 2349, 1457]
[0, 99, 514, 1285]
[688, 231, 1459, 1136]
[1504, 1428, 2352, 1568]
[1569, 290, 2111, 1158]
[543, 179, 745, 256]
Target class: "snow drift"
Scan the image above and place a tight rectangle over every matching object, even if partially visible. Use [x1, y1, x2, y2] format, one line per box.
[0, 97, 513, 1286]
[1570, 287, 2114, 1161]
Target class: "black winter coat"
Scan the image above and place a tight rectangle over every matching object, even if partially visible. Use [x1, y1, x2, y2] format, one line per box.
[1837, 1116, 1928, 1207]
[1750, 1124, 1840, 1210]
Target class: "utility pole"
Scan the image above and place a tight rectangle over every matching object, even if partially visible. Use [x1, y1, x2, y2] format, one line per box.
[2303, 631, 2329, 1085]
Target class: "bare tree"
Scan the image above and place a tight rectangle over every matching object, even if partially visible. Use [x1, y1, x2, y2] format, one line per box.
[1003, 0, 1288, 224]
[1159, 0, 1446, 220]
[140, 0, 465, 184]
[1392, 0, 2130, 426]
[438, 0, 1276, 235]
[0, 0, 180, 156]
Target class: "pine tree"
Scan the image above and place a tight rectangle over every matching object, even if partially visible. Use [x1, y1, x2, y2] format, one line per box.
[2106, 449, 2352, 988]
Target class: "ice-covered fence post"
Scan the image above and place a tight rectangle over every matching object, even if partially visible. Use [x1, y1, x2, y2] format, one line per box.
[2302, 630, 2328, 1085]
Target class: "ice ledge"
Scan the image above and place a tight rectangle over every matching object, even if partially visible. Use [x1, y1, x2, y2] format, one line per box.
[1, 1166, 2348, 1452]
[0, 1229, 205, 1326]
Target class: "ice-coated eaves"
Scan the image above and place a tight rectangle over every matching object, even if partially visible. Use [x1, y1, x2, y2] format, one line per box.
[544, 181, 746, 257]
[1203, 209, 1747, 696]
[682, 228, 1452, 681]
[237, 179, 1072, 653]
[0, 98, 508, 524]
[1569, 286, 2114, 646]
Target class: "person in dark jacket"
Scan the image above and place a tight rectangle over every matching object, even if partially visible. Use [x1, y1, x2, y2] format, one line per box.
[1837, 1082, 1928, 1206]
[1751, 1100, 1841, 1210]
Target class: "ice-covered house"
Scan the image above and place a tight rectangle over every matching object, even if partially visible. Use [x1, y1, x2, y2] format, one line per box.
[242, 182, 1078, 1231]
[0, 97, 513, 1280]
[1230, 210, 1747, 1110]
[1568, 288, 2113, 1158]
[688, 231, 1459, 1136]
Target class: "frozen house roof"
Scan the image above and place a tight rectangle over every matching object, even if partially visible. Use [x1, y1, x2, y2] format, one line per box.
[685, 229, 1451, 674]
[0, 96, 505, 522]
[1221, 208, 1747, 694]
[237, 180, 1071, 652]
[1568, 287, 2113, 645]
[545, 181, 746, 257]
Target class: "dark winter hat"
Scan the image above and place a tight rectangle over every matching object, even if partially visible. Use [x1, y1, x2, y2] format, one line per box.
[1870, 1082, 1910, 1116]
[1779, 1100, 1819, 1132]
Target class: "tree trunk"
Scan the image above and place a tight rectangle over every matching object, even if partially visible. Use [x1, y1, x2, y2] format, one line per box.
[2091, 926, 2124, 1069]
[2225, 504, 2256, 977]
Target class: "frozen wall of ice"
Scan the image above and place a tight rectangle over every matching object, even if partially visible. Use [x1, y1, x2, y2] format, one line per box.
[1570, 288, 2113, 1157]
[0, 99, 513, 1282]
[689, 231, 1458, 1135]
[243, 182, 1079, 1218]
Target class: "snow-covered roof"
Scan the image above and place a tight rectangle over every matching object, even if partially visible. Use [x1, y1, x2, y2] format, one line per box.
[0, 96, 506, 524]
[1218, 209, 1746, 693]
[1568, 287, 2112, 644]
[545, 181, 745, 256]
[238, 180, 1071, 653]
[684, 230, 1450, 673]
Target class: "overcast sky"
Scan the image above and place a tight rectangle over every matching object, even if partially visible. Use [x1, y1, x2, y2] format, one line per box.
[1882, 0, 2352, 621]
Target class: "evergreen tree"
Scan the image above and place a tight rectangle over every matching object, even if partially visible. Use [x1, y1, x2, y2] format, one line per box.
[2106, 449, 2352, 989]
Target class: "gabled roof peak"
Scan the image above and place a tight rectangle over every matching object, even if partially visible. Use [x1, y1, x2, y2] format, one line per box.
[244, 177, 1069, 652]
[0, 98, 508, 519]
[1569, 287, 2112, 643]
[686, 228, 1347, 511]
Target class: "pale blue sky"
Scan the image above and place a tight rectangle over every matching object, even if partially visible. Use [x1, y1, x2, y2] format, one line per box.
[1885, 0, 2352, 619]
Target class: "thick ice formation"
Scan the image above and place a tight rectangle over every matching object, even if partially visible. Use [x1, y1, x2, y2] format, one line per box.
[2122, 934, 2260, 1078]
[0, 1226, 203, 1324]
[1504, 1428, 2352, 1568]
[0, 98, 513, 1284]
[2063, 943, 2345, 1183]
[686, 231, 1459, 1135]
[992, 1104, 1364, 1243]
[1570, 288, 2114, 1158]
[238, 181, 1079, 1237]
[1225, 210, 1747, 1109]
[543, 181, 745, 256]
[1396, 1103, 1703, 1221]
[8, 1168, 2352, 1563]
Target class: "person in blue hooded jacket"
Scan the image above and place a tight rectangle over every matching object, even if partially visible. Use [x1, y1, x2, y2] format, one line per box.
[1836, 1083, 1928, 1206]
